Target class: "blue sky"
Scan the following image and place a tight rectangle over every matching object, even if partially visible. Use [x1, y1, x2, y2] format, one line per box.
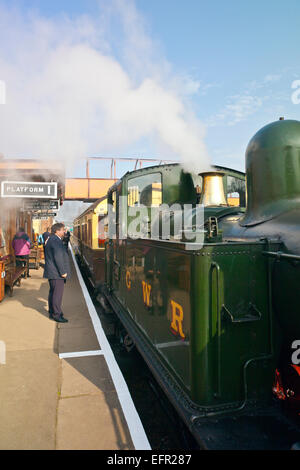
[0, 0, 300, 177]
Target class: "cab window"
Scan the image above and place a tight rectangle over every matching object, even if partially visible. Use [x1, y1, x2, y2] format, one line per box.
[128, 173, 162, 208]
[226, 176, 246, 208]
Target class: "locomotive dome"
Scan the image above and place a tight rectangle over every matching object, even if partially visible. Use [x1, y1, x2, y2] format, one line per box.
[241, 119, 300, 226]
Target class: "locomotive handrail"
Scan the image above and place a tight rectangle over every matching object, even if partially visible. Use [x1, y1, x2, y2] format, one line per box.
[210, 262, 222, 399]
[262, 250, 300, 262]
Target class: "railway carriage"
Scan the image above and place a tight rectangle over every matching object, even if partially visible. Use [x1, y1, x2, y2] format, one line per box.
[73, 196, 108, 289]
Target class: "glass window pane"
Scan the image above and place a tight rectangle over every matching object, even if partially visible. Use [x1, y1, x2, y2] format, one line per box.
[226, 176, 246, 208]
[112, 192, 117, 213]
[128, 173, 162, 208]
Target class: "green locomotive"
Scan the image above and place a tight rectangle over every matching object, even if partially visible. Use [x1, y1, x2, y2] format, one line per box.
[75, 119, 300, 449]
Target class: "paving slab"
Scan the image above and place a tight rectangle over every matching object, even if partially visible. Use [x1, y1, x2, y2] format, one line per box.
[56, 394, 134, 450]
[0, 350, 59, 450]
[58, 325, 100, 354]
[51, 260, 97, 329]
[60, 356, 115, 397]
[0, 273, 57, 353]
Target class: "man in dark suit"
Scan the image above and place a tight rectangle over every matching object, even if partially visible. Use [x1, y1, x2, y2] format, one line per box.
[42, 227, 51, 253]
[44, 223, 70, 323]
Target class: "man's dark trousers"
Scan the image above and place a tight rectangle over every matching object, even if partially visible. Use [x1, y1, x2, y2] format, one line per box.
[48, 279, 65, 318]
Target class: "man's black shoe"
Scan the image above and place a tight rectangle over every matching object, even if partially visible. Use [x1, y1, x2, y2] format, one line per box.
[49, 312, 66, 320]
[53, 315, 68, 323]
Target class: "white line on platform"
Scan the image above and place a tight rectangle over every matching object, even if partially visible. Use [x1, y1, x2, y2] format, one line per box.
[59, 350, 104, 359]
[70, 247, 151, 451]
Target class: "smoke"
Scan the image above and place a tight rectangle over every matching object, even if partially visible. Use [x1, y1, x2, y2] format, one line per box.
[0, 1, 211, 175]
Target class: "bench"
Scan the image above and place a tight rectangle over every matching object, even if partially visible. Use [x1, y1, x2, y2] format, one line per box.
[0, 255, 28, 297]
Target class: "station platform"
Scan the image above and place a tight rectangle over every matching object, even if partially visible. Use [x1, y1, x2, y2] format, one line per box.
[0, 249, 150, 450]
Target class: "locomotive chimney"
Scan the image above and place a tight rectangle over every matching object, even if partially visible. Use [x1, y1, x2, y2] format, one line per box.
[199, 172, 227, 207]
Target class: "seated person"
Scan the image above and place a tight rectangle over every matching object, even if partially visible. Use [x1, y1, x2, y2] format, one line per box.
[12, 227, 32, 277]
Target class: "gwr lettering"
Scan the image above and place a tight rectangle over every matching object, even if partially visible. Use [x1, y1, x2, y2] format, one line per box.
[170, 300, 185, 339]
[142, 281, 151, 307]
[126, 271, 131, 290]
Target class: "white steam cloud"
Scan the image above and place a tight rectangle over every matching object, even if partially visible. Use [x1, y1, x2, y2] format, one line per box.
[0, 1, 211, 175]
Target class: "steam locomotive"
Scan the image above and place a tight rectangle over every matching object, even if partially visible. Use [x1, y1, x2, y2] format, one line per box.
[73, 119, 300, 449]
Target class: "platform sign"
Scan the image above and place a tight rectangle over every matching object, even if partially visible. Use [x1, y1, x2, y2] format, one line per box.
[1, 181, 57, 199]
[40, 212, 57, 217]
[24, 199, 60, 211]
[32, 213, 57, 219]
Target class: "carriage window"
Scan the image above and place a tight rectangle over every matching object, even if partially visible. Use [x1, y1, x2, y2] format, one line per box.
[88, 219, 92, 246]
[128, 173, 162, 208]
[98, 215, 108, 247]
[226, 176, 246, 208]
[82, 223, 87, 242]
[111, 191, 117, 213]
